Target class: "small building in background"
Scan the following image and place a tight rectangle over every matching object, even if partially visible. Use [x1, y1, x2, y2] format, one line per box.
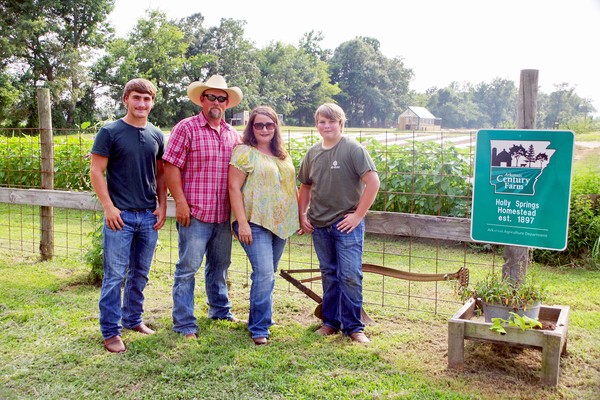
[397, 106, 441, 131]
[230, 111, 249, 126]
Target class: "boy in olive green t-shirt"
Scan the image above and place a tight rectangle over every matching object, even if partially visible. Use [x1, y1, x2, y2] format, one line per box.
[298, 103, 380, 343]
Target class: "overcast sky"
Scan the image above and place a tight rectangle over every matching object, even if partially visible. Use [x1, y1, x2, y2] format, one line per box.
[110, 0, 600, 116]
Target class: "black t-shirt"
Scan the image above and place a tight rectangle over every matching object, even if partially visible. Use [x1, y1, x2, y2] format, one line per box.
[91, 119, 164, 210]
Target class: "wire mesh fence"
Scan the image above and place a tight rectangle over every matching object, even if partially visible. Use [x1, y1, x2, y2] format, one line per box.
[0, 127, 502, 316]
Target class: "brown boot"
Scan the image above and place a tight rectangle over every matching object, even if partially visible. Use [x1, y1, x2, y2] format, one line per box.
[131, 324, 155, 335]
[253, 337, 268, 346]
[315, 325, 338, 336]
[349, 331, 370, 343]
[104, 336, 126, 353]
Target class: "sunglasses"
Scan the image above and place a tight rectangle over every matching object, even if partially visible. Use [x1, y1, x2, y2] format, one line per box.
[253, 122, 276, 130]
[203, 94, 228, 103]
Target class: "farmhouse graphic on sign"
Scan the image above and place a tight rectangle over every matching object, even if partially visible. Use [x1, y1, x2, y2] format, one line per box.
[489, 140, 555, 195]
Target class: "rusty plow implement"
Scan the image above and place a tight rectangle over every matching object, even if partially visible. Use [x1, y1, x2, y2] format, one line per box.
[279, 264, 469, 324]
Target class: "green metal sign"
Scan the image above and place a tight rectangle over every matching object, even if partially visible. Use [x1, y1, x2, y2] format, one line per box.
[471, 129, 574, 250]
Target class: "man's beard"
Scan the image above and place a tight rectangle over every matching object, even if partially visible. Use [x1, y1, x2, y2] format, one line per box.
[207, 107, 223, 119]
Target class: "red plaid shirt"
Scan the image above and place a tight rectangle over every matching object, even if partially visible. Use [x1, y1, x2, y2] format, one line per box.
[163, 113, 241, 223]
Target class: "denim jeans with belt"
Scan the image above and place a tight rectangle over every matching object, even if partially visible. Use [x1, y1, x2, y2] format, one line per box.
[312, 218, 365, 336]
[99, 209, 158, 340]
[172, 218, 233, 335]
[233, 222, 287, 339]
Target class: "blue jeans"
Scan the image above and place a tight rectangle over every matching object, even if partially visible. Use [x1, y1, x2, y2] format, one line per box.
[99, 210, 158, 339]
[233, 222, 287, 339]
[172, 218, 233, 334]
[312, 218, 365, 336]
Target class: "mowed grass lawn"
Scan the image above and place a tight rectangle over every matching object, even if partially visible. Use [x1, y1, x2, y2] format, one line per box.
[1, 244, 599, 400]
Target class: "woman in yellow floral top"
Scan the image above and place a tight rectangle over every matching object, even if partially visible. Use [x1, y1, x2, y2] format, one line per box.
[228, 106, 299, 345]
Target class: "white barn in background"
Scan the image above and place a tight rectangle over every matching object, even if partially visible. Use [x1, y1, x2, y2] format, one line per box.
[398, 106, 441, 131]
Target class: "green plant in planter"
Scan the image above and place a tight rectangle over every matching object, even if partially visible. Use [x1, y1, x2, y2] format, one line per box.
[490, 312, 543, 335]
[457, 271, 547, 329]
[458, 272, 546, 309]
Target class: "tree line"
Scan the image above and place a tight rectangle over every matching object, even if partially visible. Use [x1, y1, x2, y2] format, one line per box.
[1, 1, 596, 130]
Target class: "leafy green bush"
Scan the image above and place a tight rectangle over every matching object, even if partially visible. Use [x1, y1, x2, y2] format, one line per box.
[533, 172, 600, 268]
[84, 216, 104, 286]
[54, 135, 93, 191]
[0, 134, 93, 190]
[368, 139, 472, 216]
[0, 135, 42, 187]
[287, 137, 472, 216]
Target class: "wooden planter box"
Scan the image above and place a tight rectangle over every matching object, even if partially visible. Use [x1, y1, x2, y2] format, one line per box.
[448, 298, 570, 387]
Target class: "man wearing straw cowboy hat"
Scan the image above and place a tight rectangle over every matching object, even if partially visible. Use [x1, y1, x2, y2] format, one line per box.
[163, 75, 244, 339]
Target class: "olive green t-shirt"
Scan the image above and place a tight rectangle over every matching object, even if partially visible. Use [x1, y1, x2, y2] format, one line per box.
[297, 136, 377, 227]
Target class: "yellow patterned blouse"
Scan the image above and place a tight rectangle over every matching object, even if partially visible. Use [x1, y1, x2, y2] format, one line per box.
[229, 144, 299, 239]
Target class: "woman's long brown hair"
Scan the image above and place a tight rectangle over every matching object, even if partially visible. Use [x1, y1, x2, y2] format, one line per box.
[242, 106, 287, 160]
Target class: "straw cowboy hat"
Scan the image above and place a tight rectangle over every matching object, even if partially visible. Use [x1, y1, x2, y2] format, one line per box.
[187, 74, 243, 108]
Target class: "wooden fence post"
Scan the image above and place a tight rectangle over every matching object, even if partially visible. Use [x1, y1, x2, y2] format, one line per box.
[37, 88, 54, 261]
[502, 69, 538, 283]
